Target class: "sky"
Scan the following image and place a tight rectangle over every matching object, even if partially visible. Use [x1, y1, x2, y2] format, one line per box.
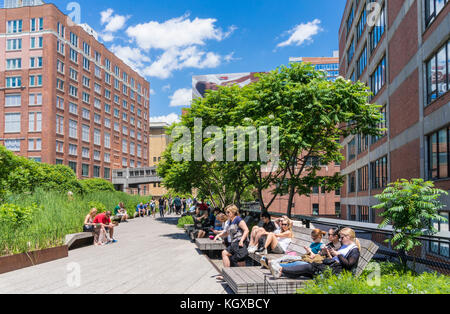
[50, 0, 347, 124]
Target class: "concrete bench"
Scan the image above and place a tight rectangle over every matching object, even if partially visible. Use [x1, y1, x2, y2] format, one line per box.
[223, 226, 379, 294]
[65, 232, 94, 250]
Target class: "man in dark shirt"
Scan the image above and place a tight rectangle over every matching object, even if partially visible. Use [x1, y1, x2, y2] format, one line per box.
[248, 212, 278, 253]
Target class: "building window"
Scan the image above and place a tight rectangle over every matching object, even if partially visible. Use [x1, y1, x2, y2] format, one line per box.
[5, 113, 21, 133]
[70, 32, 78, 47]
[7, 20, 22, 33]
[369, 4, 386, 52]
[82, 164, 89, 177]
[29, 75, 43, 87]
[313, 204, 319, 216]
[29, 93, 43, 106]
[30, 57, 43, 69]
[56, 115, 64, 135]
[348, 137, 356, 161]
[358, 206, 370, 223]
[5, 94, 21, 107]
[4, 139, 21, 151]
[347, 37, 355, 65]
[56, 159, 63, 165]
[28, 112, 42, 132]
[30, 17, 44, 32]
[82, 125, 90, 142]
[6, 76, 21, 88]
[69, 120, 78, 138]
[94, 129, 101, 146]
[335, 202, 341, 218]
[429, 211, 450, 258]
[68, 161, 77, 174]
[426, 40, 449, 105]
[6, 58, 21, 70]
[370, 56, 386, 97]
[371, 155, 388, 189]
[7, 38, 22, 51]
[122, 139, 128, 153]
[348, 205, 356, 221]
[358, 165, 369, 192]
[104, 167, 111, 179]
[30, 37, 43, 49]
[425, 0, 448, 27]
[346, 5, 354, 35]
[357, 134, 369, 154]
[93, 166, 100, 178]
[428, 126, 449, 179]
[371, 105, 387, 144]
[356, 7, 366, 42]
[104, 132, 111, 148]
[348, 172, 356, 193]
[356, 45, 367, 78]
[56, 141, 64, 153]
[69, 144, 77, 156]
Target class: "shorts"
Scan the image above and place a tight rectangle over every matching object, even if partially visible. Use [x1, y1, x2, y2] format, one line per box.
[83, 225, 94, 232]
[226, 242, 249, 266]
[270, 243, 286, 254]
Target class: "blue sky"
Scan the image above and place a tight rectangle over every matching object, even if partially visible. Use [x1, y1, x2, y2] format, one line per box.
[51, 0, 347, 124]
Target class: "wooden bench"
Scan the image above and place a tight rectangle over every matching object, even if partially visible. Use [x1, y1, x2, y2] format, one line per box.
[65, 232, 94, 250]
[223, 226, 379, 294]
[195, 238, 226, 254]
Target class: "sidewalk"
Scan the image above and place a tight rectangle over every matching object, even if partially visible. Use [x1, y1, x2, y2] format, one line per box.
[0, 215, 228, 294]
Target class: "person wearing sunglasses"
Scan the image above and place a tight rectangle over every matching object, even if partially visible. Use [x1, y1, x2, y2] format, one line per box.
[257, 217, 293, 256]
[269, 227, 361, 279]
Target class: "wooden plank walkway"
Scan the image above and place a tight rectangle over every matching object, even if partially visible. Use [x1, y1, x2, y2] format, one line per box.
[0, 215, 227, 294]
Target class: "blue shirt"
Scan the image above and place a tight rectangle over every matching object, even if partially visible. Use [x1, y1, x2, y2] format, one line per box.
[310, 242, 324, 254]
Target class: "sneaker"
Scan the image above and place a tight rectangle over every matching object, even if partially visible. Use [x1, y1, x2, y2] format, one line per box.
[111, 239, 118, 243]
[256, 248, 268, 256]
[270, 262, 282, 279]
[248, 246, 257, 254]
[260, 256, 269, 269]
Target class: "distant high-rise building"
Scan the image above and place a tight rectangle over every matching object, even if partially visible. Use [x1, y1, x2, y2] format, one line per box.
[0, 2, 151, 180]
[289, 51, 340, 81]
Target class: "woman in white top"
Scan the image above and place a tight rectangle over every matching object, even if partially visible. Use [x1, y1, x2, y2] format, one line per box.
[258, 217, 293, 255]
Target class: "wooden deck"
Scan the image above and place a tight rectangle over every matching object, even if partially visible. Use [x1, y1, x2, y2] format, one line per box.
[195, 238, 226, 251]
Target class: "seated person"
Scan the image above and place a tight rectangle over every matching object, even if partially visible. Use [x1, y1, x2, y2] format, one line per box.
[206, 212, 227, 238]
[304, 229, 327, 258]
[214, 205, 249, 268]
[113, 202, 128, 223]
[84, 208, 107, 246]
[135, 203, 145, 218]
[248, 212, 277, 253]
[269, 228, 361, 279]
[93, 211, 117, 244]
[257, 217, 293, 256]
[194, 206, 211, 238]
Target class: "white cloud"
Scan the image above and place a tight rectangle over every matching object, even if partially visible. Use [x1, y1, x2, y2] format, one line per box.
[100, 8, 130, 33]
[150, 89, 156, 95]
[169, 88, 192, 107]
[143, 46, 222, 79]
[277, 19, 323, 48]
[163, 84, 171, 92]
[150, 113, 181, 125]
[110, 45, 151, 72]
[102, 33, 115, 42]
[126, 14, 235, 51]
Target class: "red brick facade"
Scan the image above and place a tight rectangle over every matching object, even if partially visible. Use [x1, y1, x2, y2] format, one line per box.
[0, 3, 150, 179]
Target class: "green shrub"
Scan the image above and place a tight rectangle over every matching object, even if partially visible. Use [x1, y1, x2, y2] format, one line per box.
[177, 215, 194, 228]
[0, 203, 40, 228]
[297, 262, 450, 294]
[79, 178, 115, 193]
[87, 201, 107, 213]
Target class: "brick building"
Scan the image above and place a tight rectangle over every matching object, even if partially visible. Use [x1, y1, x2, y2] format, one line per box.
[339, 0, 449, 258]
[148, 122, 170, 198]
[0, 1, 150, 180]
[289, 51, 340, 81]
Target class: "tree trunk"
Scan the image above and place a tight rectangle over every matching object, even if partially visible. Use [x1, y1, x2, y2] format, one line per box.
[286, 183, 296, 219]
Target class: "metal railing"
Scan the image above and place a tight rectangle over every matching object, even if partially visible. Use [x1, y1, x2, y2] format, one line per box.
[240, 202, 450, 275]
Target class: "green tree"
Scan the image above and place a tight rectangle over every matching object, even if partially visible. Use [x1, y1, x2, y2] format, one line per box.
[374, 179, 448, 270]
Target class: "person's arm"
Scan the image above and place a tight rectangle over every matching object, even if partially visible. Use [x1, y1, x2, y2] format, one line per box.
[84, 215, 92, 225]
[238, 220, 249, 247]
[275, 230, 292, 239]
[337, 248, 360, 270]
[214, 230, 228, 241]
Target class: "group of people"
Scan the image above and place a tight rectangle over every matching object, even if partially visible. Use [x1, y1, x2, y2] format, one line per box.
[193, 206, 361, 281]
[83, 208, 118, 246]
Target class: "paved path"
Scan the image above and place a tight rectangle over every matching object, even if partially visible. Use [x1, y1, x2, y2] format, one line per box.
[0, 215, 228, 294]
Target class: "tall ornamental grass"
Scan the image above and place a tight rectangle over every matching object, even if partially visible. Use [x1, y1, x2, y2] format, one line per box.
[0, 190, 150, 256]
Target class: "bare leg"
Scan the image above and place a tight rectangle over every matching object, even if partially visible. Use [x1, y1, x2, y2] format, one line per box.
[222, 250, 232, 268]
[265, 233, 279, 250]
